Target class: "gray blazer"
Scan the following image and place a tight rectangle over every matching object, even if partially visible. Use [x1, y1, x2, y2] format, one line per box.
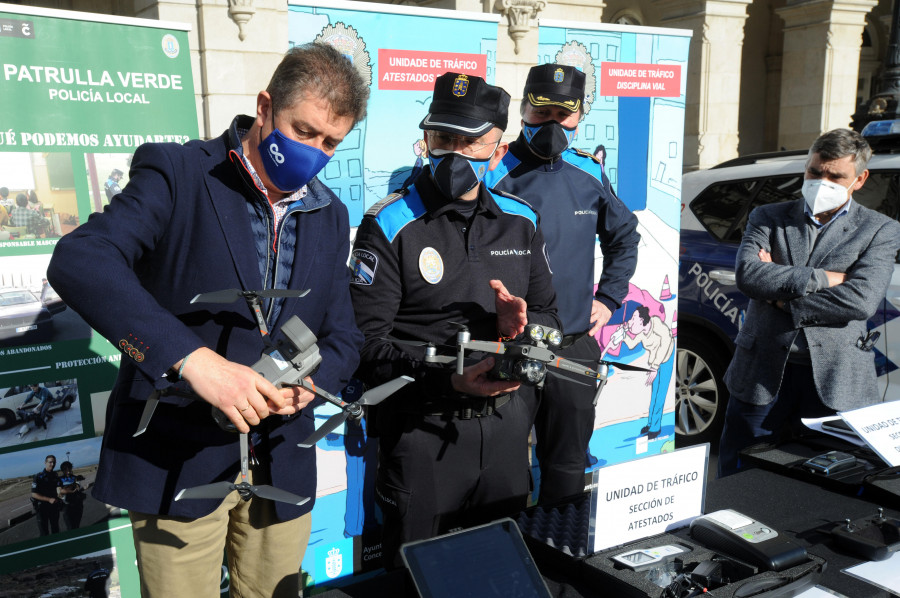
[724, 198, 900, 410]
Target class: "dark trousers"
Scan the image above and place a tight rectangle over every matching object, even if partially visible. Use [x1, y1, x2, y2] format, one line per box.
[34, 501, 60, 536]
[718, 362, 834, 478]
[62, 500, 84, 530]
[533, 333, 601, 504]
[376, 396, 533, 569]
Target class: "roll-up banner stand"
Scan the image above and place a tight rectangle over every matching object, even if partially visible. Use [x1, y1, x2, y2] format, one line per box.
[536, 19, 690, 477]
[0, 3, 197, 594]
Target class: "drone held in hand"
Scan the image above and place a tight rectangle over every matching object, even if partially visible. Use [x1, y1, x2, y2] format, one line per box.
[398, 322, 651, 405]
[135, 288, 411, 505]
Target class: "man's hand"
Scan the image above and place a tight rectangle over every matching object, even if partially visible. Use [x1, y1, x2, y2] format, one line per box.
[490, 279, 527, 338]
[589, 300, 613, 336]
[177, 347, 290, 434]
[825, 271, 846, 287]
[272, 377, 317, 416]
[762, 247, 845, 287]
[451, 357, 521, 397]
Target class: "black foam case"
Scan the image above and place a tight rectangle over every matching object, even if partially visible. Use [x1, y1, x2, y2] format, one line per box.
[516, 494, 825, 598]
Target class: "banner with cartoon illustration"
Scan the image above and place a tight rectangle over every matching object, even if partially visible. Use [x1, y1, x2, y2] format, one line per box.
[289, 0, 499, 227]
[287, 0, 500, 589]
[536, 20, 690, 470]
[0, 3, 197, 593]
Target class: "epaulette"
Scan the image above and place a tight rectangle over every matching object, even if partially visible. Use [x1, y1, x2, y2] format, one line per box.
[572, 147, 603, 164]
[490, 188, 537, 213]
[364, 189, 409, 218]
[489, 188, 538, 229]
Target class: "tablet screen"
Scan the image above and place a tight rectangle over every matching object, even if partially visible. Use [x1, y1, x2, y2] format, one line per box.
[400, 518, 551, 598]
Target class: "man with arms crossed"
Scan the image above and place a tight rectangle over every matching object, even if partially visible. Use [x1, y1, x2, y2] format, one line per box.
[718, 128, 900, 477]
[48, 44, 367, 596]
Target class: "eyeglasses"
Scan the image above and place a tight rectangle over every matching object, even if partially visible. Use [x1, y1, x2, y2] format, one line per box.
[426, 131, 500, 155]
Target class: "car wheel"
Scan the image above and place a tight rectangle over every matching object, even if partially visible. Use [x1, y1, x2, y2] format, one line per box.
[62, 397, 73, 410]
[674, 331, 730, 447]
[0, 409, 16, 430]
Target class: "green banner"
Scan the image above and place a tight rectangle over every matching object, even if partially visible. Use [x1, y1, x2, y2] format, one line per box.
[0, 5, 197, 593]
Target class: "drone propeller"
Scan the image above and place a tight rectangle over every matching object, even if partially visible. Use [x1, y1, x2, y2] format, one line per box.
[175, 432, 309, 505]
[298, 375, 414, 448]
[191, 288, 310, 304]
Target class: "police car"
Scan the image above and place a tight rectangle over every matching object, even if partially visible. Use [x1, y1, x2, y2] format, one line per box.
[677, 126, 900, 446]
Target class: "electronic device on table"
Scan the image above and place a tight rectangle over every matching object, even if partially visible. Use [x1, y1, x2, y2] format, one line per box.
[689, 510, 808, 572]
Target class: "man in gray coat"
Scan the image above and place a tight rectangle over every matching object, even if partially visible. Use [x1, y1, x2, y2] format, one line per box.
[718, 128, 900, 477]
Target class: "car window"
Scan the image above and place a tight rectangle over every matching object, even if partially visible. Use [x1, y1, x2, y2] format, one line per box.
[692, 170, 900, 245]
[689, 179, 761, 243]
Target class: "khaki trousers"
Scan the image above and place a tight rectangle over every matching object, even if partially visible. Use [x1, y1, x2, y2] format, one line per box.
[129, 472, 311, 598]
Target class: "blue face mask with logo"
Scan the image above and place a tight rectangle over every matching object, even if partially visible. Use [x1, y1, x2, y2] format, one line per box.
[428, 149, 493, 199]
[522, 121, 577, 160]
[257, 122, 331, 193]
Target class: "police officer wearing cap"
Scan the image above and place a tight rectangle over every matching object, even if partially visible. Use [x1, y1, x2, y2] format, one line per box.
[350, 72, 560, 567]
[484, 64, 640, 504]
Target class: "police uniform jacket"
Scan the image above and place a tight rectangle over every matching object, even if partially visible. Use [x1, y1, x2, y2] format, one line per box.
[350, 171, 560, 406]
[484, 137, 640, 333]
[47, 115, 362, 520]
[32, 469, 59, 500]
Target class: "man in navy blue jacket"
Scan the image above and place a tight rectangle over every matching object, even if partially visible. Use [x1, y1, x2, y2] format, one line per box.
[48, 44, 367, 597]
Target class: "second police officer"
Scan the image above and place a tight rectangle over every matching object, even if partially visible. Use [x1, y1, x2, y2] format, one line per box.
[350, 72, 560, 567]
[484, 64, 640, 504]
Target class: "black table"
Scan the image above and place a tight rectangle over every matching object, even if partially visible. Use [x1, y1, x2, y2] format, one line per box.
[311, 466, 900, 597]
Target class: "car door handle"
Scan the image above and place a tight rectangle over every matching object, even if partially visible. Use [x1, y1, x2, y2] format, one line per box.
[710, 270, 736, 285]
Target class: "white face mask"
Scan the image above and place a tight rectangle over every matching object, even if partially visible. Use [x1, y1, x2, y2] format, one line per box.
[801, 178, 853, 215]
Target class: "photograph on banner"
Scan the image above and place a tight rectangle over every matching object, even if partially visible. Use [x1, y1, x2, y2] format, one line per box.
[84, 152, 132, 212]
[0, 436, 106, 548]
[0, 152, 72, 242]
[289, 0, 498, 226]
[0, 254, 92, 348]
[535, 22, 690, 472]
[0, 546, 119, 598]
[287, 1, 500, 589]
[0, 378, 80, 448]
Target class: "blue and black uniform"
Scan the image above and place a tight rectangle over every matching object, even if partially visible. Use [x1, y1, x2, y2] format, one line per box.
[484, 136, 640, 503]
[31, 469, 59, 536]
[350, 171, 560, 567]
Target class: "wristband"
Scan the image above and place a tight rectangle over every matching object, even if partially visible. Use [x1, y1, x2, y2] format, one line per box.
[178, 352, 193, 380]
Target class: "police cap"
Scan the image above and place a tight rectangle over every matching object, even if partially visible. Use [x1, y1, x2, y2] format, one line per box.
[524, 64, 585, 113]
[419, 72, 510, 137]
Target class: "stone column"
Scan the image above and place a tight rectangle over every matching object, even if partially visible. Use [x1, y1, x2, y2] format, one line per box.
[655, 0, 753, 171]
[776, 0, 877, 150]
[135, 0, 288, 139]
[492, 0, 546, 139]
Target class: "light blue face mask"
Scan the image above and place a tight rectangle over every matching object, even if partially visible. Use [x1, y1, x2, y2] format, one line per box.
[257, 117, 331, 193]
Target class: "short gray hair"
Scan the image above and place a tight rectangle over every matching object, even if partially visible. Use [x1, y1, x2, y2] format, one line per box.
[267, 43, 369, 127]
[807, 128, 872, 175]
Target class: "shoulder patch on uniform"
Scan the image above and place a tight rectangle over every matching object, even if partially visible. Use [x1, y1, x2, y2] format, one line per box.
[372, 186, 428, 243]
[490, 189, 538, 229]
[350, 248, 378, 285]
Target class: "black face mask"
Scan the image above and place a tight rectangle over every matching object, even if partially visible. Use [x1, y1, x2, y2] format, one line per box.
[427, 150, 493, 199]
[522, 121, 577, 159]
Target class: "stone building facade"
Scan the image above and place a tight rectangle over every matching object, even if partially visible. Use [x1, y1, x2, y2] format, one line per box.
[17, 0, 894, 170]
